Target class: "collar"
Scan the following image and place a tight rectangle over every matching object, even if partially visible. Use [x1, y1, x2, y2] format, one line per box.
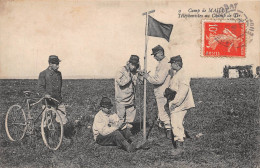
[48, 67, 57, 72]
[101, 110, 110, 117]
[47, 67, 59, 75]
[158, 57, 167, 63]
[175, 67, 183, 74]
[101, 110, 116, 117]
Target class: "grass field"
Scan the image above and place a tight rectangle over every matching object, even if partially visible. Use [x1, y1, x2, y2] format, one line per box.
[0, 78, 259, 168]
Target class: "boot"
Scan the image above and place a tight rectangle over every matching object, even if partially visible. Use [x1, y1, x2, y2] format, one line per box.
[121, 140, 135, 153]
[184, 130, 191, 139]
[170, 141, 183, 155]
[172, 140, 184, 149]
[176, 141, 184, 149]
[171, 131, 177, 149]
[172, 140, 177, 149]
[132, 140, 147, 149]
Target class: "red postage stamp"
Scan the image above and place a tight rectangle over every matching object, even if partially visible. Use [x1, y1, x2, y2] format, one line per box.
[202, 21, 246, 57]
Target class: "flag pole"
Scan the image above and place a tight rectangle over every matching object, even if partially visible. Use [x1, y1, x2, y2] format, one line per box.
[142, 10, 155, 141]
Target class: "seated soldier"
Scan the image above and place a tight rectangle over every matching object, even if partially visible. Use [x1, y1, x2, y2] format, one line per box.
[92, 97, 145, 152]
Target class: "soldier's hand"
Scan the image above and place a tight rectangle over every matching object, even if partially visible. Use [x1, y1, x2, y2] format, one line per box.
[118, 123, 127, 130]
[164, 103, 170, 113]
[143, 72, 150, 79]
[169, 104, 176, 112]
[138, 70, 145, 76]
[168, 69, 174, 78]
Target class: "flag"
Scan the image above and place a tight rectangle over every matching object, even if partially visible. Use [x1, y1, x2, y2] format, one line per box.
[147, 15, 173, 42]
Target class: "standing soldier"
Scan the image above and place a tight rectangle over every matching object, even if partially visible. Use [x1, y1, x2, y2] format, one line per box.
[143, 45, 172, 139]
[38, 55, 68, 126]
[168, 55, 195, 150]
[115, 55, 142, 129]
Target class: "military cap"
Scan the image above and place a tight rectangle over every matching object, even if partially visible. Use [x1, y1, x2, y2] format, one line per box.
[100, 97, 113, 108]
[151, 45, 164, 55]
[168, 55, 182, 63]
[129, 55, 139, 65]
[48, 55, 61, 64]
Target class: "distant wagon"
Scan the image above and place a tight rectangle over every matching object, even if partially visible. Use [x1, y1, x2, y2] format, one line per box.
[256, 66, 260, 78]
[223, 65, 253, 78]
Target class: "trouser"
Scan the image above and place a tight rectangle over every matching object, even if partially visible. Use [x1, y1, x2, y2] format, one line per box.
[43, 103, 68, 126]
[96, 129, 133, 147]
[155, 97, 171, 129]
[116, 103, 136, 126]
[170, 109, 187, 142]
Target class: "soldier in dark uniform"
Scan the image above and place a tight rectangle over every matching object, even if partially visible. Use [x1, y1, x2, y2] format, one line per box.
[38, 55, 68, 125]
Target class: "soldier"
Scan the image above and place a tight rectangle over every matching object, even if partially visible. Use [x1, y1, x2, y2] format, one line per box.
[143, 45, 172, 139]
[38, 55, 68, 127]
[115, 55, 142, 129]
[92, 97, 145, 152]
[168, 55, 195, 150]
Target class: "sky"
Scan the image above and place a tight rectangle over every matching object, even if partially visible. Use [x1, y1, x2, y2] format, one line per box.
[0, 0, 259, 79]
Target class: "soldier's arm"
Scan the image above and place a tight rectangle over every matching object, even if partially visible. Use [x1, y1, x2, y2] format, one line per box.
[137, 74, 144, 84]
[94, 115, 118, 136]
[171, 76, 190, 107]
[60, 72, 63, 88]
[115, 68, 132, 86]
[136, 65, 144, 84]
[147, 66, 169, 85]
[59, 72, 63, 97]
[37, 71, 47, 97]
[109, 113, 120, 128]
[172, 84, 189, 107]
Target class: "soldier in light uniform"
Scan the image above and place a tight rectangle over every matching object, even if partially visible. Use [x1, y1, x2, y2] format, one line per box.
[115, 55, 142, 129]
[93, 97, 145, 152]
[168, 55, 195, 149]
[143, 45, 172, 138]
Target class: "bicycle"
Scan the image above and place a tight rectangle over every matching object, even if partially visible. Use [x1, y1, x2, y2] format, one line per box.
[5, 91, 64, 150]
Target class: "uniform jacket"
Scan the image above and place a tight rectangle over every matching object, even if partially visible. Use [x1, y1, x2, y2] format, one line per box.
[147, 57, 171, 98]
[169, 68, 195, 111]
[38, 67, 62, 102]
[115, 66, 139, 105]
[92, 110, 120, 141]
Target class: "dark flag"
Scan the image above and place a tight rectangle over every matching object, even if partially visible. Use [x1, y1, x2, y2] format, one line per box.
[147, 15, 173, 42]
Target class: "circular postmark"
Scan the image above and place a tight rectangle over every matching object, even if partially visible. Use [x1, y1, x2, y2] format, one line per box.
[224, 7, 254, 44]
[214, 22, 246, 49]
[206, 4, 254, 56]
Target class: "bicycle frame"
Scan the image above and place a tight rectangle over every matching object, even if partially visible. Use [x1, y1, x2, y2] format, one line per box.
[5, 91, 64, 150]
[24, 93, 59, 135]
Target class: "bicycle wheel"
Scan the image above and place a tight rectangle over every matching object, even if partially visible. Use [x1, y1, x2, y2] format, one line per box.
[41, 107, 63, 150]
[5, 105, 27, 141]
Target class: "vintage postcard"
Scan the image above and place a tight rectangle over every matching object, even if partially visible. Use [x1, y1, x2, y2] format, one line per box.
[0, 0, 259, 167]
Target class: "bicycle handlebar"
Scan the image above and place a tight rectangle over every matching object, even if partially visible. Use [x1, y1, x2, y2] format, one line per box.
[45, 97, 60, 103]
[30, 97, 60, 106]
[23, 91, 60, 106]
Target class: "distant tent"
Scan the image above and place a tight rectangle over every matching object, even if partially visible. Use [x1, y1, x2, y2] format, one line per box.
[223, 65, 253, 78]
